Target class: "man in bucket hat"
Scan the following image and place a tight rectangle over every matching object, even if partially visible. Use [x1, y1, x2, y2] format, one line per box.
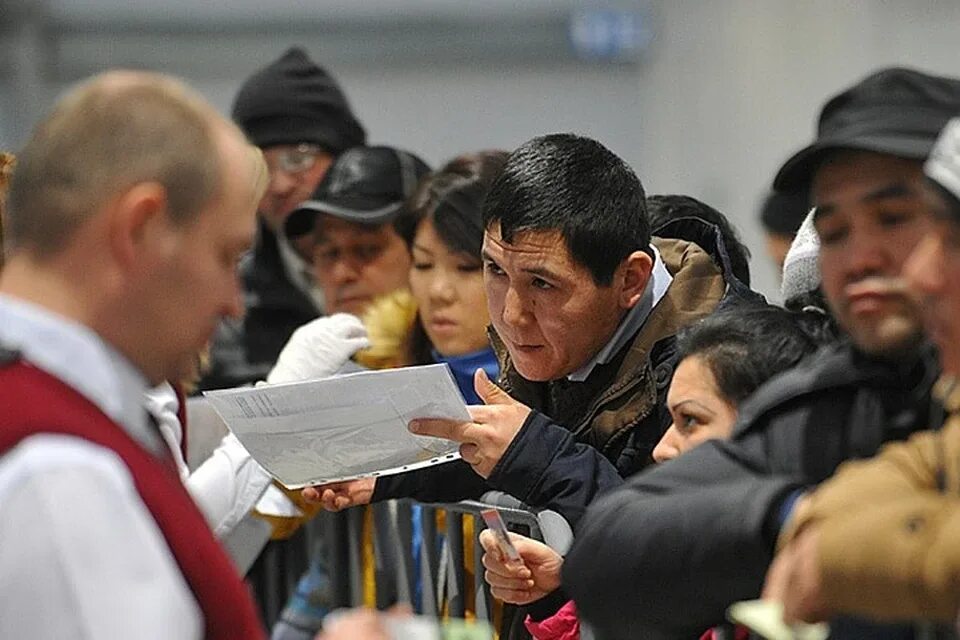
[763, 117, 960, 637]
[565, 67, 960, 640]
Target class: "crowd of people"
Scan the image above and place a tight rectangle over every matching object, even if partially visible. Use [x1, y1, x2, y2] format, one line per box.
[2, 45, 960, 640]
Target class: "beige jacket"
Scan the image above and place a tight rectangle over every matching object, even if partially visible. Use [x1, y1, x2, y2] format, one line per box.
[780, 376, 960, 623]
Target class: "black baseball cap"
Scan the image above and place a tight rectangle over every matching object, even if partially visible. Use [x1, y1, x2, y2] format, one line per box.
[774, 67, 960, 191]
[285, 146, 431, 238]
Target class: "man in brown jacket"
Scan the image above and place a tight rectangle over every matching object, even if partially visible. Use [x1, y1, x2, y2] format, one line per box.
[307, 133, 759, 529]
[766, 117, 960, 630]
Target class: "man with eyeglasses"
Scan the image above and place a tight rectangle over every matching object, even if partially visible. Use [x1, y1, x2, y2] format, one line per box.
[199, 47, 367, 390]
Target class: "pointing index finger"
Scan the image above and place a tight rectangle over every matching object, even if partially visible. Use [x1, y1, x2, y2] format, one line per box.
[408, 417, 474, 442]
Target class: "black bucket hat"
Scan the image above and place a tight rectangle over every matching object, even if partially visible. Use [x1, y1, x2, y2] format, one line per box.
[284, 146, 431, 238]
[774, 67, 960, 191]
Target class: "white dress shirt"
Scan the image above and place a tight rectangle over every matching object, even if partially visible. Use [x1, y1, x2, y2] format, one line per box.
[144, 383, 273, 539]
[0, 294, 203, 640]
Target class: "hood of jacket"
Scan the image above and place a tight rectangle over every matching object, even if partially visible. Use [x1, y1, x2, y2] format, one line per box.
[354, 289, 419, 371]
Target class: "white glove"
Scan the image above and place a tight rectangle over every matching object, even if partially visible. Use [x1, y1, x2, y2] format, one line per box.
[266, 313, 370, 384]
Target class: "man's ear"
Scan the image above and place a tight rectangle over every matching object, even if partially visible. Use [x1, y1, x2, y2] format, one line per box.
[618, 249, 654, 309]
[106, 182, 169, 269]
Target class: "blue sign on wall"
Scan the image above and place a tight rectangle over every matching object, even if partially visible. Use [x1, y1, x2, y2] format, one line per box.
[569, 8, 652, 62]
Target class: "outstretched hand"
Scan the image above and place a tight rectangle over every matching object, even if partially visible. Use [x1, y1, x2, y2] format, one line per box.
[408, 369, 531, 478]
[301, 477, 376, 512]
[479, 530, 563, 605]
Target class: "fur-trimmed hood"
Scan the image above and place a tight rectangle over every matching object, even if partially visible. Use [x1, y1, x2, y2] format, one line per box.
[355, 289, 419, 370]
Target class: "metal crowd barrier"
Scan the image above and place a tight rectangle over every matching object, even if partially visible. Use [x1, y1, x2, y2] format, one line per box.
[248, 492, 574, 632]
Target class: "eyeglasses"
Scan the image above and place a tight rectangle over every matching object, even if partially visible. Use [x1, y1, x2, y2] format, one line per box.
[265, 144, 323, 175]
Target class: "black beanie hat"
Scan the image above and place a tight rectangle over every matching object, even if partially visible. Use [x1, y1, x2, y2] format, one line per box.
[759, 189, 811, 236]
[232, 47, 367, 154]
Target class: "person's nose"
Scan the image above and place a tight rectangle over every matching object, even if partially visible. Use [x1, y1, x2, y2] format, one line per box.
[843, 227, 888, 282]
[500, 285, 529, 329]
[267, 170, 296, 198]
[325, 256, 361, 288]
[652, 425, 682, 463]
[428, 269, 456, 305]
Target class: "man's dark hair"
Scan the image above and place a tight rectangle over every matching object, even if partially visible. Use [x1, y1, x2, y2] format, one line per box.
[676, 305, 828, 406]
[647, 194, 752, 286]
[482, 133, 649, 286]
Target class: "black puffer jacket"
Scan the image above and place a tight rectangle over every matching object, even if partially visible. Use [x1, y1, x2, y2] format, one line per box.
[564, 340, 940, 640]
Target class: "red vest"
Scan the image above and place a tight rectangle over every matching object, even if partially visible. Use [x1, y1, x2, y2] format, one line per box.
[0, 359, 264, 640]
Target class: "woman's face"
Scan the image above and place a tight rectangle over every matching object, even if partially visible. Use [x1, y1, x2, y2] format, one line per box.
[409, 218, 492, 357]
[652, 354, 738, 463]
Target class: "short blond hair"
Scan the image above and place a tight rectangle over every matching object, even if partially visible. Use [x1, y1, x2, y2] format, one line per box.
[7, 71, 229, 258]
[248, 145, 269, 207]
[0, 152, 15, 267]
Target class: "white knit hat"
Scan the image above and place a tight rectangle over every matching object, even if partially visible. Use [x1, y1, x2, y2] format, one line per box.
[780, 207, 820, 303]
[925, 118, 960, 206]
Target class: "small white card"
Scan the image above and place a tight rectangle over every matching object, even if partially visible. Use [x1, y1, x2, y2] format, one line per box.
[204, 364, 469, 488]
[727, 600, 829, 640]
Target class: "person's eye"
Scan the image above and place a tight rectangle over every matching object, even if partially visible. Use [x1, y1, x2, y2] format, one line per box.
[315, 248, 339, 265]
[457, 263, 482, 274]
[877, 210, 913, 228]
[531, 277, 553, 290]
[412, 261, 434, 271]
[484, 261, 505, 276]
[356, 244, 384, 261]
[817, 224, 848, 246]
[278, 151, 316, 174]
[677, 413, 702, 434]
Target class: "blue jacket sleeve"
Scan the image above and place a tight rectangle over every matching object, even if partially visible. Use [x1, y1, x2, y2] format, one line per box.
[486, 411, 625, 530]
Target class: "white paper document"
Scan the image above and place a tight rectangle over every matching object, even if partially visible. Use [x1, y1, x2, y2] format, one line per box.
[203, 364, 469, 488]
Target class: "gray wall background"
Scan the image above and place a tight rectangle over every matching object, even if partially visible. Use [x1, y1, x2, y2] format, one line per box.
[2, 0, 959, 300]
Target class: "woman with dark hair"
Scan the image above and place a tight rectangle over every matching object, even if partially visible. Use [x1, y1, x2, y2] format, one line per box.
[479, 304, 829, 640]
[652, 305, 826, 461]
[356, 150, 509, 400]
[355, 150, 510, 615]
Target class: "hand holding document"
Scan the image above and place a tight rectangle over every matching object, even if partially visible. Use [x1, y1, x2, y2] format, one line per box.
[204, 364, 469, 488]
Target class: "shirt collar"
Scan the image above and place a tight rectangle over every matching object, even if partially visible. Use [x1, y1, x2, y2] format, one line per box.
[0, 294, 165, 457]
[567, 245, 673, 382]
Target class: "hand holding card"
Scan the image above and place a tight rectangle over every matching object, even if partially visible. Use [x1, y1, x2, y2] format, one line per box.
[478, 512, 564, 605]
[480, 509, 522, 563]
